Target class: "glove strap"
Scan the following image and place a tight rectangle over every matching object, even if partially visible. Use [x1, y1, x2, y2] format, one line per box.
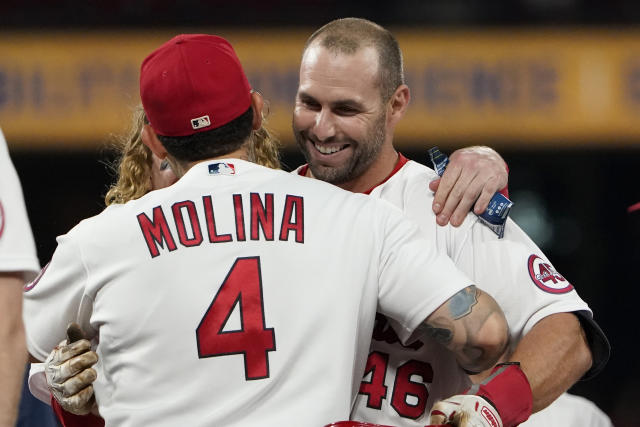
[465, 362, 532, 427]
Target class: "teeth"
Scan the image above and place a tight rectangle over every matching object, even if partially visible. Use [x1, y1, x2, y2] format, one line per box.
[314, 143, 344, 154]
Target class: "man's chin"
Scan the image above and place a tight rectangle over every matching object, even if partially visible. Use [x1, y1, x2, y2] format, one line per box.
[308, 164, 351, 185]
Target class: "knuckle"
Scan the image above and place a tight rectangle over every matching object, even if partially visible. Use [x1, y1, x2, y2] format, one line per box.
[451, 187, 465, 199]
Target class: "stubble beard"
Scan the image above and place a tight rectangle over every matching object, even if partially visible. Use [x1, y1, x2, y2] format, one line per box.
[294, 113, 387, 185]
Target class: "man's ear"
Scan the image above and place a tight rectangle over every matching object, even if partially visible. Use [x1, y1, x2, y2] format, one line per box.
[141, 124, 168, 159]
[250, 91, 264, 131]
[387, 84, 410, 127]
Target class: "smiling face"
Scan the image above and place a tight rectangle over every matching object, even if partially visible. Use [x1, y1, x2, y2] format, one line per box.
[293, 44, 390, 186]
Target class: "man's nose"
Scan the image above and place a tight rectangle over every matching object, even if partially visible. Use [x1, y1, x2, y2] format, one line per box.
[311, 109, 336, 142]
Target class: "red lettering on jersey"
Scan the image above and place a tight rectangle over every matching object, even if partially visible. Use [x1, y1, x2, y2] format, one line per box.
[233, 194, 246, 241]
[527, 254, 573, 294]
[391, 360, 433, 419]
[137, 206, 177, 258]
[279, 195, 304, 243]
[172, 200, 203, 247]
[359, 351, 389, 409]
[250, 193, 274, 241]
[202, 195, 232, 243]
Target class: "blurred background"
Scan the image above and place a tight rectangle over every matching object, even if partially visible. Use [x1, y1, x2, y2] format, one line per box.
[2, 1, 638, 426]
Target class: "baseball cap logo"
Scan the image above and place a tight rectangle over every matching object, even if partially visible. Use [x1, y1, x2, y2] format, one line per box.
[191, 115, 211, 130]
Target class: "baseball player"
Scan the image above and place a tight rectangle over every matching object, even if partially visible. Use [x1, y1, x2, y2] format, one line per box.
[22, 34, 512, 426]
[290, 18, 608, 426]
[0, 128, 40, 426]
[37, 20, 609, 426]
[30, 114, 513, 427]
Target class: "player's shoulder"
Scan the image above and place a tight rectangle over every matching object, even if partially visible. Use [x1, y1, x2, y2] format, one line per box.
[404, 158, 440, 179]
[377, 159, 438, 195]
[60, 202, 128, 241]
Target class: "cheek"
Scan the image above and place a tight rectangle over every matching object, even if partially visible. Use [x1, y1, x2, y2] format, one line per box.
[339, 118, 368, 141]
[293, 108, 314, 131]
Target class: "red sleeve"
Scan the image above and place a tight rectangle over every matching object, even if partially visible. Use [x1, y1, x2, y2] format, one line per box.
[51, 396, 105, 427]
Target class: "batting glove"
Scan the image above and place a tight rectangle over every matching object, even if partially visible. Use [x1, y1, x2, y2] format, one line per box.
[429, 394, 502, 427]
[429, 363, 532, 427]
[45, 323, 99, 415]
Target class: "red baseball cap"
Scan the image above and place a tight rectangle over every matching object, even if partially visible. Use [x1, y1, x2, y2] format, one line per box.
[140, 34, 252, 137]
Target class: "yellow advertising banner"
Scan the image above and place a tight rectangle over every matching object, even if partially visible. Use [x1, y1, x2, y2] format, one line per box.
[1, 29, 640, 149]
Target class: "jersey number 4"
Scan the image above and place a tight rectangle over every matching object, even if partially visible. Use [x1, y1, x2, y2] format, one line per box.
[196, 256, 276, 380]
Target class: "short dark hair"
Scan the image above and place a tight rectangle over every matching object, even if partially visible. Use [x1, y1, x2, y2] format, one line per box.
[304, 18, 404, 101]
[157, 106, 253, 162]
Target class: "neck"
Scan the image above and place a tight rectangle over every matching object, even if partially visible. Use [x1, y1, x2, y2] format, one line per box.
[311, 143, 398, 194]
[171, 147, 249, 179]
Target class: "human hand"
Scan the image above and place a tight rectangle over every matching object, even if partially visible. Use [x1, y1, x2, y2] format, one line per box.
[429, 394, 502, 427]
[430, 146, 508, 227]
[45, 323, 98, 415]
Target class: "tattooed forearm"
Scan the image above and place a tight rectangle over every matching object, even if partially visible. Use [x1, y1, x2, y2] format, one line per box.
[420, 285, 509, 373]
[449, 286, 479, 319]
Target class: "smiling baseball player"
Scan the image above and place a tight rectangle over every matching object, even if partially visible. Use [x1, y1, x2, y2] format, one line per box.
[290, 18, 608, 427]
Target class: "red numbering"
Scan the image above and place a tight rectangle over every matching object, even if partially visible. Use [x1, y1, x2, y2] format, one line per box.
[196, 257, 276, 380]
[359, 352, 389, 408]
[359, 351, 434, 419]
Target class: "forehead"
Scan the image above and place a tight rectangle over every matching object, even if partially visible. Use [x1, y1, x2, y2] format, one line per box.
[298, 44, 381, 102]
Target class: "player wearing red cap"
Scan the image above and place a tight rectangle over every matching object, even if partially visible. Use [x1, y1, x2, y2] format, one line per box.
[22, 34, 511, 426]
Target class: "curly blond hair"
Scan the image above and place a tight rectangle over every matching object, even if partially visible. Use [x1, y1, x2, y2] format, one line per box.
[105, 106, 281, 206]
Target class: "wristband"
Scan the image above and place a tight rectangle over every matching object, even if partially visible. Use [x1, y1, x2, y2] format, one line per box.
[465, 362, 532, 427]
[428, 146, 513, 238]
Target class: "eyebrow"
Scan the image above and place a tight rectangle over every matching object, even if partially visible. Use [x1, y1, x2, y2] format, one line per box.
[298, 91, 365, 110]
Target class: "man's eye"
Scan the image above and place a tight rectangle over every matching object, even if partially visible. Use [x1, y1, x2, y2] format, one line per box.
[336, 106, 358, 115]
[303, 100, 320, 110]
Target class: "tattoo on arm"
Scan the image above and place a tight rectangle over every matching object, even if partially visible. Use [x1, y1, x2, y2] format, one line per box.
[419, 286, 482, 348]
[420, 323, 453, 346]
[449, 286, 479, 319]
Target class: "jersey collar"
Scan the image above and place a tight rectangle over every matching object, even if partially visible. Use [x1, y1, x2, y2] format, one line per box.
[297, 153, 409, 195]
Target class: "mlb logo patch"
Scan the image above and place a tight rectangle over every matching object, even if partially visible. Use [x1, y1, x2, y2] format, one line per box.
[208, 162, 236, 176]
[191, 115, 211, 130]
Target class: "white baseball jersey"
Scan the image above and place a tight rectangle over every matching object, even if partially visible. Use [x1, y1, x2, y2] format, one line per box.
[522, 393, 612, 427]
[23, 159, 474, 427]
[0, 128, 39, 278]
[300, 156, 592, 426]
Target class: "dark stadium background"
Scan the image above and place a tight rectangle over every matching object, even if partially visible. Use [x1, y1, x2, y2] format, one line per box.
[3, 1, 639, 426]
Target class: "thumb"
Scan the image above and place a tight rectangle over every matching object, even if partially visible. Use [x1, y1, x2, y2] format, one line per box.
[66, 322, 86, 344]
